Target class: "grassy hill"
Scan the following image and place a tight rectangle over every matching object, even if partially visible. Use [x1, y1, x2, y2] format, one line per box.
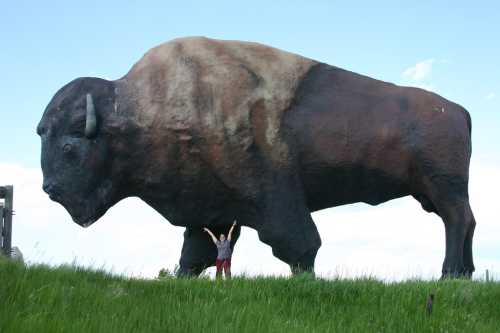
[1, 257, 499, 332]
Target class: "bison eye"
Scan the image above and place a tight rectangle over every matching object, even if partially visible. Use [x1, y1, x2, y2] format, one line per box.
[63, 143, 72, 154]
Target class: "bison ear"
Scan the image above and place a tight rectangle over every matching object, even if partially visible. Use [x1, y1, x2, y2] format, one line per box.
[85, 93, 97, 138]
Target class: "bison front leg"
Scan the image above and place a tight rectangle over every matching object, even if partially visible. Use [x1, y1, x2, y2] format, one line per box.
[253, 180, 322, 275]
[176, 225, 241, 277]
[257, 210, 321, 275]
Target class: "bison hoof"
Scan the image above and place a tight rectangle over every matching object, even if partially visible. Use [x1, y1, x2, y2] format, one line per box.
[289, 248, 317, 276]
[440, 269, 473, 280]
[291, 267, 316, 278]
[176, 265, 205, 278]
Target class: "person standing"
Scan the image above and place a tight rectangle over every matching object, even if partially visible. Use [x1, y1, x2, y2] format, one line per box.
[203, 221, 237, 279]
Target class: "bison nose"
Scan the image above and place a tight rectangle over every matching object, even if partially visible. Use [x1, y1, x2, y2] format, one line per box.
[43, 182, 52, 194]
[43, 182, 59, 198]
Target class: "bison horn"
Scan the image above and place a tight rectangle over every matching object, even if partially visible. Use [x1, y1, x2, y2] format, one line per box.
[85, 93, 97, 138]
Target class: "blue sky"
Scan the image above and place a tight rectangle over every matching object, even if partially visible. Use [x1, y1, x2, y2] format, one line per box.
[0, 1, 499, 278]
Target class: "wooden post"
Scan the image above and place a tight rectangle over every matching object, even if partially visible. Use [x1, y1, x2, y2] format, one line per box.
[0, 186, 13, 257]
[486, 269, 490, 283]
[0, 203, 4, 253]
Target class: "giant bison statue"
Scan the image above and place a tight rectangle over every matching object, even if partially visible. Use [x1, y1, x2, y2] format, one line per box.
[38, 37, 475, 278]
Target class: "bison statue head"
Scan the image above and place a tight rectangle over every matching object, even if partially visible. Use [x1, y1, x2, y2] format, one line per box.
[37, 77, 122, 227]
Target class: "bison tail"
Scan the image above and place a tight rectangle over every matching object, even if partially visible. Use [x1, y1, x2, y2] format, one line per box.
[462, 108, 472, 156]
[464, 109, 472, 137]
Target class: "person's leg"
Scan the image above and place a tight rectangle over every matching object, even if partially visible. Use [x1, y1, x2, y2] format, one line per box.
[215, 259, 223, 279]
[223, 258, 232, 279]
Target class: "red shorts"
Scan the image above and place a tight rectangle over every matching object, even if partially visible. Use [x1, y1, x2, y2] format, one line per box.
[215, 257, 231, 273]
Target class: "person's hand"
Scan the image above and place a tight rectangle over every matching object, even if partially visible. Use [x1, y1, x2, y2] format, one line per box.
[203, 227, 209, 232]
[233, 221, 237, 226]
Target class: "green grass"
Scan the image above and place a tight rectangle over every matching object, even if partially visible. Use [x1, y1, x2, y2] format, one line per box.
[1, 257, 499, 332]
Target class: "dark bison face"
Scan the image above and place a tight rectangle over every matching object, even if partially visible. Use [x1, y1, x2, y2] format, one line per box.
[37, 78, 118, 227]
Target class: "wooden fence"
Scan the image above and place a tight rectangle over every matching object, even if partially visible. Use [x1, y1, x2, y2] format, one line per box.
[0, 185, 13, 257]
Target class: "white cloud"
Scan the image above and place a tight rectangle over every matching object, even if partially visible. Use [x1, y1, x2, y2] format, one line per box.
[1, 159, 499, 281]
[485, 92, 496, 101]
[402, 59, 435, 82]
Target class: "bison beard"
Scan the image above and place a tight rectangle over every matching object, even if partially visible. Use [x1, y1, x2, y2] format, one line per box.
[38, 37, 475, 278]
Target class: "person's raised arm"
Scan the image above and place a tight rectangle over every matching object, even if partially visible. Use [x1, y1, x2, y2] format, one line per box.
[203, 227, 218, 244]
[228, 221, 237, 241]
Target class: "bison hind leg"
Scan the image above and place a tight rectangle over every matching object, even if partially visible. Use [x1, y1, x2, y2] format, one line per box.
[417, 174, 475, 278]
[437, 199, 475, 279]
